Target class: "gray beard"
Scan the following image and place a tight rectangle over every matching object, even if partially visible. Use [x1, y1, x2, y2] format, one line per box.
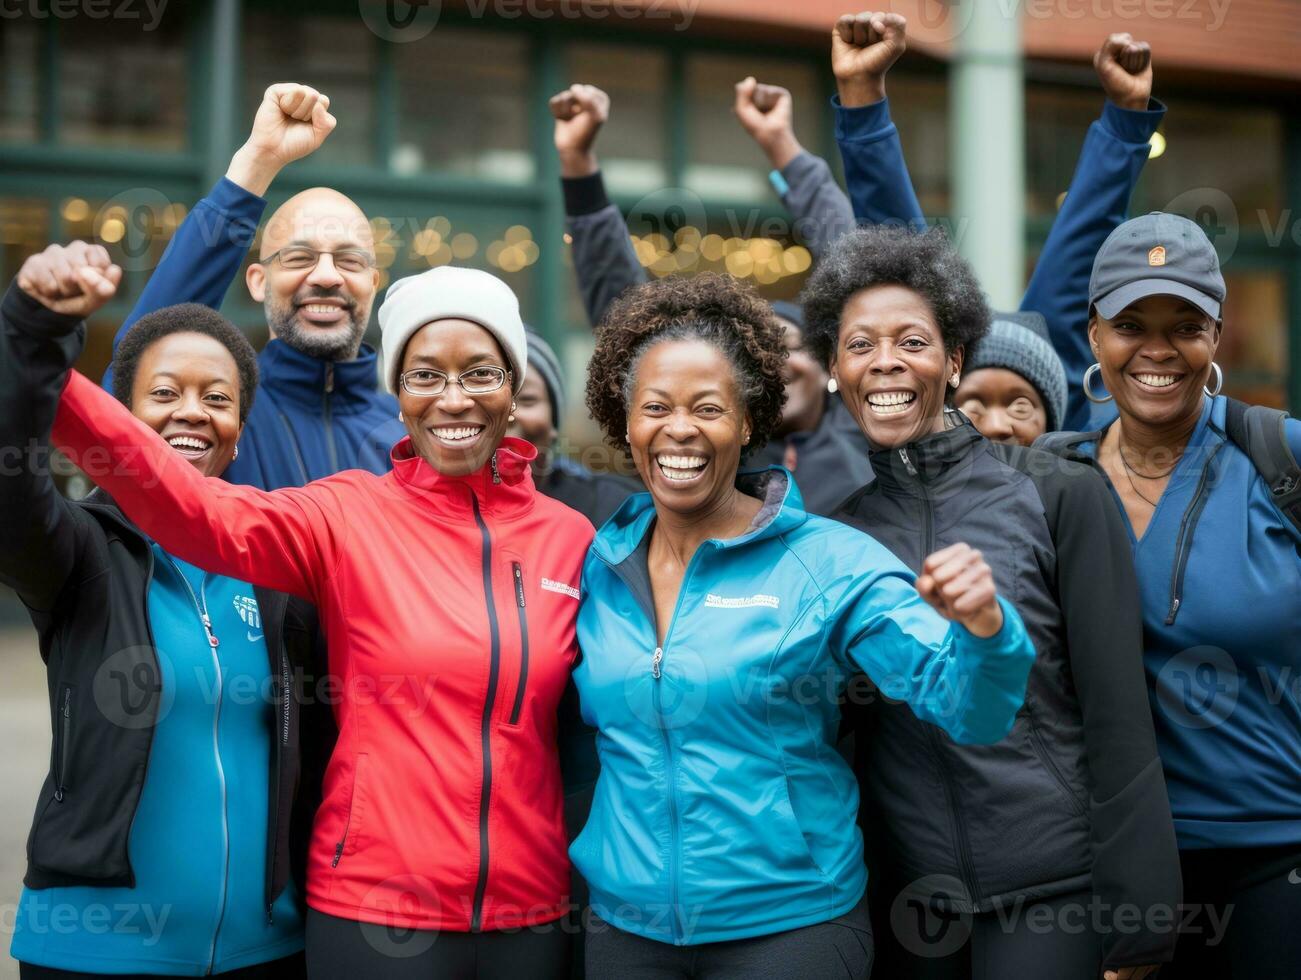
[266, 298, 367, 362]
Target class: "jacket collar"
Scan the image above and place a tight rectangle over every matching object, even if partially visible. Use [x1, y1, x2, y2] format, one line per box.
[593, 465, 807, 565]
[388, 434, 539, 520]
[868, 411, 986, 492]
[258, 339, 386, 413]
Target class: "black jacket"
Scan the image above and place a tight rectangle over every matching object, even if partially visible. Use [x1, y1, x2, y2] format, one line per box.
[0, 284, 332, 917]
[835, 416, 1181, 970]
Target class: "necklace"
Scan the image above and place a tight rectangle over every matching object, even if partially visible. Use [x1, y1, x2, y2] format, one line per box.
[1122, 466, 1161, 508]
[1118, 445, 1181, 481]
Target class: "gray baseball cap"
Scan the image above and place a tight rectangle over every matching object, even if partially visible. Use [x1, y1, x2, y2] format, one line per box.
[1089, 212, 1225, 321]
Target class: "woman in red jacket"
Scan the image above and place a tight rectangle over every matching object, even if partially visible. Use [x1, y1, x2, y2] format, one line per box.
[51, 265, 593, 980]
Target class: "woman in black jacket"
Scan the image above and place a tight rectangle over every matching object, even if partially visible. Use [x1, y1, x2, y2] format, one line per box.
[2, 242, 328, 978]
[801, 226, 1181, 980]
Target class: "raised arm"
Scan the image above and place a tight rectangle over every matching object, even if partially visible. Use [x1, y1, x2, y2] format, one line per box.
[52, 370, 342, 603]
[0, 244, 121, 614]
[1021, 34, 1165, 432]
[830, 11, 925, 229]
[732, 78, 856, 259]
[831, 540, 1035, 745]
[103, 83, 338, 390]
[551, 84, 648, 328]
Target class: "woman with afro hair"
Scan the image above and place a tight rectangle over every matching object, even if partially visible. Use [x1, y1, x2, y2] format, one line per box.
[572, 271, 1035, 977]
[807, 225, 1181, 979]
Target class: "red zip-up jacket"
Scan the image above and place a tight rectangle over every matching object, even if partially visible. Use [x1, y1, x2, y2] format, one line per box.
[52, 370, 595, 932]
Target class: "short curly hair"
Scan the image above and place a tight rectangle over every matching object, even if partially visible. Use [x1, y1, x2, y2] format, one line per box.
[800, 226, 991, 368]
[585, 273, 787, 457]
[112, 303, 259, 424]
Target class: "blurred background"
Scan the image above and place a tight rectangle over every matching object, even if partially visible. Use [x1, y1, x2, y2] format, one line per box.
[1, 0, 1300, 970]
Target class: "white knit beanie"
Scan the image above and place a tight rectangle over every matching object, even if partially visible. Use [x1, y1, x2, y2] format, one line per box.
[378, 266, 527, 395]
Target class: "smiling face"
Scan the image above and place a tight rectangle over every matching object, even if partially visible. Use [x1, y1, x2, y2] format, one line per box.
[246, 188, 380, 362]
[1089, 294, 1221, 430]
[627, 338, 751, 519]
[776, 317, 827, 437]
[506, 368, 556, 467]
[955, 368, 1048, 446]
[129, 332, 243, 478]
[830, 284, 963, 450]
[398, 319, 514, 477]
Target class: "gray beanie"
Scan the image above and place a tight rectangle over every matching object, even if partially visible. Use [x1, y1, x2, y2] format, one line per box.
[965, 310, 1067, 432]
[524, 327, 566, 427]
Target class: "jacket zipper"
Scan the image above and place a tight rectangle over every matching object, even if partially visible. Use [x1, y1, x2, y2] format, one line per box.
[275, 410, 311, 485]
[268, 637, 291, 923]
[1164, 444, 1221, 625]
[54, 685, 72, 802]
[160, 556, 230, 975]
[469, 491, 501, 932]
[323, 365, 340, 475]
[901, 446, 981, 906]
[1025, 714, 1088, 819]
[509, 562, 529, 725]
[332, 756, 362, 868]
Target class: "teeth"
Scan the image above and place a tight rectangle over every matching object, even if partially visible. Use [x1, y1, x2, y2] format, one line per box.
[656, 455, 706, 469]
[432, 426, 483, 444]
[304, 304, 342, 314]
[167, 436, 209, 451]
[1135, 373, 1179, 388]
[867, 391, 916, 409]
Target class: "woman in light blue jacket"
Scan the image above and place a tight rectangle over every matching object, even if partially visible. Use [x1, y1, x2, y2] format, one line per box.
[573, 273, 1036, 978]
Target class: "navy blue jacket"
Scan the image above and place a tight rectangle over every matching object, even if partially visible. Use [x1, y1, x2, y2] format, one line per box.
[835, 96, 1166, 432]
[103, 177, 399, 490]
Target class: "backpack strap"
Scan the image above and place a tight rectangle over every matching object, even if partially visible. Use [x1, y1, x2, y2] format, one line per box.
[1222, 398, 1301, 535]
[1033, 429, 1102, 465]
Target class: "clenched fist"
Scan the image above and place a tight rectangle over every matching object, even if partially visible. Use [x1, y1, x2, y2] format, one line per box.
[915, 543, 1004, 638]
[550, 84, 610, 178]
[227, 83, 337, 196]
[1094, 33, 1153, 111]
[16, 241, 122, 318]
[733, 77, 802, 170]
[832, 11, 908, 108]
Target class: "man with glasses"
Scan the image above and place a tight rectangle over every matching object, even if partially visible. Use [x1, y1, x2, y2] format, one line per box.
[103, 83, 397, 490]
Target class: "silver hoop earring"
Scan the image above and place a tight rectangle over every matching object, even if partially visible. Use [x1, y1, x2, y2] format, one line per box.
[508, 401, 517, 424]
[827, 378, 838, 394]
[949, 374, 960, 389]
[1204, 362, 1223, 397]
[1082, 363, 1114, 404]
[232, 446, 238, 461]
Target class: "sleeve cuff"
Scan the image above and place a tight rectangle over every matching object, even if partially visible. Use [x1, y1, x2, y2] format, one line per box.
[2, 282, 85, 338]
[832, 94, 896, 143]
[955, 596, 1023, 651]
[561, 172, 611, 217]
[1099, 97, 1167, 145]
[767, 169, 790, 198]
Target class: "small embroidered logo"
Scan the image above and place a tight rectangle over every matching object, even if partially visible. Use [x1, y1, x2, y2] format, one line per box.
[1148, 245, 1166, 267]
[234, 595, 262, 641]
[541, 578, 580, 600]
[704, 593, 780, 610]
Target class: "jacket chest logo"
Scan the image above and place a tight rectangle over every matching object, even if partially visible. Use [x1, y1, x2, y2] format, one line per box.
[704, 593, 780, 609]
[541, 577, 580, 600]
[234, 595, 263, 641]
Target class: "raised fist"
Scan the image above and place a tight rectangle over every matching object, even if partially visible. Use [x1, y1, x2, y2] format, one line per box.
[1094, 33, 1153, 111]
[733, 77, 802, 169]
[550, 84, 610, 177]
[831, 11, 907, 108]
[246, 83, 337, 167]
[915, 543, 1004, 639]
[16, 241, 122, 318]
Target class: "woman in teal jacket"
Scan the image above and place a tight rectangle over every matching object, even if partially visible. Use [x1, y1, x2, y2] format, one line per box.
[574, 274, 1035, 977]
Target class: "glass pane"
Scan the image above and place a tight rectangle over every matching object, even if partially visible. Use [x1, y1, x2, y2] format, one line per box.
[393, 30, 532, 182]
[684, 53, 820, 201]
[0, 197, 50, 288]
[57, 10, 187, 151]
[1025, 86, 1102, 220]
[890, 74, 949, 217]
[244, 13, 377, 167]
[0, 20, 39, 142]
[1138, 101, 1282, 222]
[564, 43, 669, 195]
[1218, 268, 1287, 409]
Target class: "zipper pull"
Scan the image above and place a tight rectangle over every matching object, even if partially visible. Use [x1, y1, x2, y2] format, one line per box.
[513, 563, 526, 607]
[490, 453, 501, 484]
[324, 364, 335, 394]
[1165, 596, 1181, 625]
[266, 903, 274, 925]
[201, 613, 219, 648]
[651, 647, 663, 679]
[332, 841, 344, 867]
[898, 448, 918, 477]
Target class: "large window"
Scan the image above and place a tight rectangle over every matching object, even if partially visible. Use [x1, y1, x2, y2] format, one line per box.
[0, 21, 39, 143]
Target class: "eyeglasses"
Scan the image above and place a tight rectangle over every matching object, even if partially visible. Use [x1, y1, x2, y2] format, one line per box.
[399, 366, 510, 397]
[260, 246, 375, 274]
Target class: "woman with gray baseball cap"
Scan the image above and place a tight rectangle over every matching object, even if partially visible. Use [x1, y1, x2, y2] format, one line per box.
[1038, 211, 1301, 978]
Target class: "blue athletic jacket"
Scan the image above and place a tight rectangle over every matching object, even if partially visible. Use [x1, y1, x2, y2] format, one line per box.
[1041, 397, 1301, 851]
[102, 177, 399, 490]
[570, 470, 1035, 945]
[835, 95, 1166, 432]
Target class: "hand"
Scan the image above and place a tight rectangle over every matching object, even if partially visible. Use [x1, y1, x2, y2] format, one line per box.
[831, 11, 907, 108]
[227, 83, 337, 196]
[16, 241, 122, 318]
[1104, 967, 1161, 980]
[915, 543, 1004, 638]
[1094, 33, 1153, 111]
[550, 84, 610, 178]
[733, 77, 802, 170]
